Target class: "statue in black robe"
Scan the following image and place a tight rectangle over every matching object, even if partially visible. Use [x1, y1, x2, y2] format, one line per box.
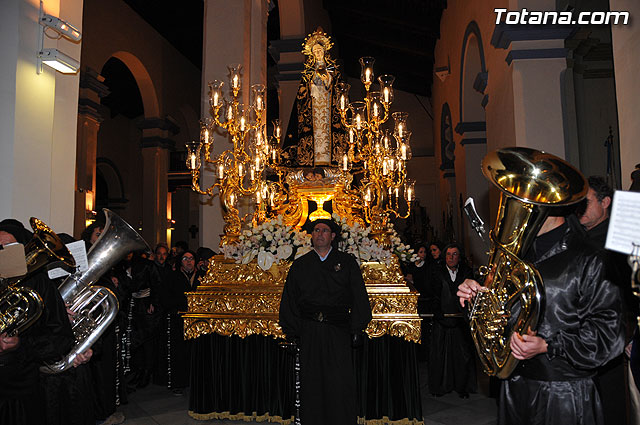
[279, 221, 372, 425]
[281, 29, 348, 168]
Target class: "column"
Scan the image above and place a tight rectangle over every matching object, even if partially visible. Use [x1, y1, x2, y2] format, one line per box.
[74, 67, 109, 237]
[201, 0, 268, 248]
[491, 24, 576, 158]
[139, 118, 178, 247]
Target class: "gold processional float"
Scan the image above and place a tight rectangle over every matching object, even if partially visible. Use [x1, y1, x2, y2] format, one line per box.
[183, 29, 420, 344]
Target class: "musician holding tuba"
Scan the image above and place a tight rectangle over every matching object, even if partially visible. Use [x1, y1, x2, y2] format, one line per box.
[458, 210, 625, 424]
[0, 219, 76, 425]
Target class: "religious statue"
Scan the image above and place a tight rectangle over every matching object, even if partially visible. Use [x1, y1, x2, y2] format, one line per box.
[281, 29, 348, 167]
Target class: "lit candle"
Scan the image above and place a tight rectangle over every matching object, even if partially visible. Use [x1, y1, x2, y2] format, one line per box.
[271, 149, 277, 162]
[383, 87, 390, 103]
[256, 191, 261, 204]
[238, 163, 243, 176]
[230, 193, 235, 205]
[204, 129, 209, 143]
[375, 143, 381, 155]
[355, 114, 362, 130]
[342, 154, 348, 171]
[400, 144, 407, 160]
[407, 187, 413, 201]
[383, 160, 388, 175]
[218, 164, 224, 179]
[250, 166, 255, 180]
[256, 96, 263, 111]
[349, 129, 355, 144]
[395, 187, 399, 199]
[227, 106, 233, 121]
[255, 156, 261, 170]
[275, 125, 281, 139]
[383, 134, 390, 149]
[397, 123, 404, 138]
[365, 68, 371, 83]
[213, 92, 219, 107]
[269, 192, 275, 207]
[190, 153, 196, 170]
[240, 116, 246, 132]
[340, 95, 346, 110]
[373, 103, 379, 117]
[232, 74, 239, 89]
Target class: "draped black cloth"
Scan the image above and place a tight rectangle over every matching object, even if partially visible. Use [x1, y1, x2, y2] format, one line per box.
[0, 270, 74, 425]
[498, 220, 626, 425]
[189, 334, 423, 424]
[279, 249, 372, 425]
[428, 261, 476, 396]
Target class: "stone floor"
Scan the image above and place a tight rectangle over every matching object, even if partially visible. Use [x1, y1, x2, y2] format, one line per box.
[116, 362, 498, 425]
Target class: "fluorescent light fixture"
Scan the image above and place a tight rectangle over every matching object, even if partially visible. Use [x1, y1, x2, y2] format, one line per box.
[38, 48, 80, 74]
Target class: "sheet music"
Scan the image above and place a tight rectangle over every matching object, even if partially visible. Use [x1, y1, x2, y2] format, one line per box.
[605, 190, 640, 255]
[48, 240, 89, 279]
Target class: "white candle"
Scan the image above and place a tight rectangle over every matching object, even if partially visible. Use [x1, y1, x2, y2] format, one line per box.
[401, 144, 407, 160]
[190, 154, 196, 170]
[232, 74, 239, 89]
[342, 154, 348, 171]
[365, 68, 371, 83]
[373, 103, 378, 117]
[240, 116, 246, 132]
[383, 87, 390, 103]
[213, 92, 219, 107]
[218, 164, 224, 179]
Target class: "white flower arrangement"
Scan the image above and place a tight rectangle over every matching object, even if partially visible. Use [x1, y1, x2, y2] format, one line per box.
[221, 216, 312, 271]
[222, 214, 417, 270]
[332, 213, 418, 266]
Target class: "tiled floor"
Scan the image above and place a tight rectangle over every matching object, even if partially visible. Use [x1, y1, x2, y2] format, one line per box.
[117, 363, 498, 425]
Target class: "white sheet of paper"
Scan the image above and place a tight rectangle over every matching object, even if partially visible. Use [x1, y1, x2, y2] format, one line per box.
[47, 240, 89, 279]
[605, 190, 640, 255]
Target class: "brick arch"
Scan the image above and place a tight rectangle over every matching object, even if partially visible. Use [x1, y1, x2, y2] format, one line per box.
[110, 51, 160, 119]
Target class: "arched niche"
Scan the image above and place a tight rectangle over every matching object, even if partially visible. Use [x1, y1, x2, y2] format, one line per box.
[110, 51, 160, 119]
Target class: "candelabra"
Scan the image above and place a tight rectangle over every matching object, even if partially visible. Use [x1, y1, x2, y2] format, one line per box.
[336, 57, 415, 245]
[186, 64, 272, 246]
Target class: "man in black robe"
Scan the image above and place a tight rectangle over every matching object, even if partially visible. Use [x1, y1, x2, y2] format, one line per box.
[0, 221, 75, 425]
[458, 214, 625, 425]
[279, 218, 372, 425]
[428, 243, 476, 398]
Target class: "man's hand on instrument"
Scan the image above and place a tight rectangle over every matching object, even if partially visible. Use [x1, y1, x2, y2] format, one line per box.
[0, 333, 19, 353]
[457, 279, 485, 308]
[510, 329, 547, 360]
[73, 348, 93, 367]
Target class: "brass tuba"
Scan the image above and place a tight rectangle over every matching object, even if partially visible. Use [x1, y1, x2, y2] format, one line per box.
[470, 147, 586, 379]
[41, 209, 150, 374]
[1, 218, 76, 336]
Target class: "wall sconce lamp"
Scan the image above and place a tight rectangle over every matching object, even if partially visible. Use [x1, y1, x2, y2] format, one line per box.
[37, 1, 81, 74]
[167, 219, 176, 231]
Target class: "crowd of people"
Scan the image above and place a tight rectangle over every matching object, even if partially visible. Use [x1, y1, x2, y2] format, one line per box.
[0, 218, 216, 425]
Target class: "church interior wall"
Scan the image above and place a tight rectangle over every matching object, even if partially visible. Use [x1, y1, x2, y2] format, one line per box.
[610, 0, 640, 188]
[0, 0, 82, 232]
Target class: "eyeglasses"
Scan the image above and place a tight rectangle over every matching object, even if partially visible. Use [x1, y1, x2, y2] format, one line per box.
[182, 256, 195, 261]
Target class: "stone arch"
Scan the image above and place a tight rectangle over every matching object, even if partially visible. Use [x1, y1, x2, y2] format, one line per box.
[96, 157, 127, 210]
[178, 104, 200, 142]
[110, 51, 160, 119]
[459, 21, 487, 123]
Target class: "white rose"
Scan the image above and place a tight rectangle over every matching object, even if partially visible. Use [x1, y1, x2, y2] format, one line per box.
[266, 234, 273, 242]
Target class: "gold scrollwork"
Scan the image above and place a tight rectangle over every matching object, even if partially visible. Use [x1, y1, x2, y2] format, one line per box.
[183, 258, 421, 343]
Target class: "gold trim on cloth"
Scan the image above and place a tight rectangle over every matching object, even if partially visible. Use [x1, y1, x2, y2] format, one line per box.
[183, 256, 421, 343]
[187, 411, 424, 425]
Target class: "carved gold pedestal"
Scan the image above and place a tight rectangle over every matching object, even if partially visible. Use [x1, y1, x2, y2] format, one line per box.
[183, 256, 421, 343]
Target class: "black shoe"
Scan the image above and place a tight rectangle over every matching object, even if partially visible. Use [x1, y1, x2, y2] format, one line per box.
[458, 392, 469, 399]
[172, 388, 184, 396]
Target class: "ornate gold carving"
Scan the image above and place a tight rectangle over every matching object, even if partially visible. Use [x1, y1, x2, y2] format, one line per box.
[183, 257, 421, 343]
